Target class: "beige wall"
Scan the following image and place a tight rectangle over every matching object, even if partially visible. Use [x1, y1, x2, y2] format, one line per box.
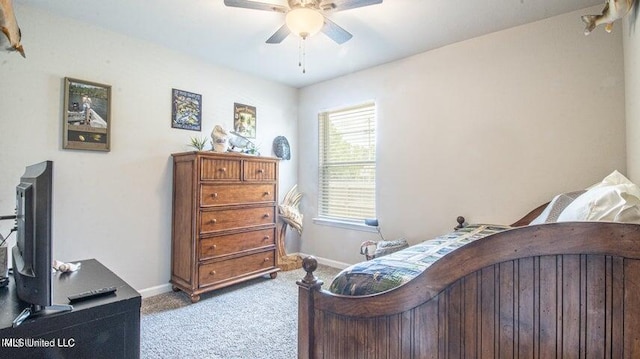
[624, 7, 640, 182]
[0, 5, 298, 294]
[0, 4, 630, 285]
[298, 6, 626, 265]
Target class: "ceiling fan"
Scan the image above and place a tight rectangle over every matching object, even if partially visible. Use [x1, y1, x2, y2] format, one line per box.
[223, 0, 383, 45]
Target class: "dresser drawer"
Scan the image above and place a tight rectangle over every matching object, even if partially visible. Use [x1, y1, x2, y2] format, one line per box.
[243, 160, 276, 181]
[200, 157, 241, 181]
[200, 183, 275, 207]
[199, 250, 275, 287]
[200, 206, 275, 234]
[199, 228, 275, 260]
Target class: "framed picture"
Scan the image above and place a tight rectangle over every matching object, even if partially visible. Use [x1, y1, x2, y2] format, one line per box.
[233, 103, 256, 138]
[63, 77, 112, 151]
[171, 89, 202, 131]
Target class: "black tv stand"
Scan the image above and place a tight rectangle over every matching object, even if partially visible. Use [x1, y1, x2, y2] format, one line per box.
[12, 303, 73, 327]
[0, 259, 140, 358]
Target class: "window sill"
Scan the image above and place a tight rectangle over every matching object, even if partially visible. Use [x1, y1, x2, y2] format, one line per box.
[312, 218, 378, 232]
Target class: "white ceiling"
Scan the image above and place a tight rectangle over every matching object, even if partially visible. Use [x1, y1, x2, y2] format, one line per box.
[21, 0, 601, 88]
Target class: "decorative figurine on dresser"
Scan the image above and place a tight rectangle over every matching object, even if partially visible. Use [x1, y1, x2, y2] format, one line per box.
[171, 151, 280, 302]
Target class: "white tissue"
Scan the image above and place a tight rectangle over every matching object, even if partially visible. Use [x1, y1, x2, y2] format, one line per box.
[53, 260, 81, 273]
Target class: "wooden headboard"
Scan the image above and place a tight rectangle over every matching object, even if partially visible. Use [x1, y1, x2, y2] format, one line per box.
[298, 222, 640, 358]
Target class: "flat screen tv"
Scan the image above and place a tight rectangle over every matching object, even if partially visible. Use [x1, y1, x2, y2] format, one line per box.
[11, 160, 71, 327]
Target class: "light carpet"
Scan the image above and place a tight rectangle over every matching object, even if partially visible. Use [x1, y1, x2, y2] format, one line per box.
[141, 264, 341, 359]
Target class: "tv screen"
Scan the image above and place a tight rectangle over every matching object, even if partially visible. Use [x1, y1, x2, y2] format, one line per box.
[12, 160, 53, 308]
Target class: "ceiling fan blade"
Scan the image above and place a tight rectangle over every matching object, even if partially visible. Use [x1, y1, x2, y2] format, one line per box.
[266, 24, 291, 44]
[321, 17, 353, 44]
[320, 0, 382, 12]
[223, 0, 288, 13]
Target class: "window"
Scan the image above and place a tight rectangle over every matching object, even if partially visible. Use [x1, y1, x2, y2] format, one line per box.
[318, 102, 376, 223]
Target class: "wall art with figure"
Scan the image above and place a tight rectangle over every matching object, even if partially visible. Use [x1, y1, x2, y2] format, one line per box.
[233, 103, 256, 139]
[63, 77, 111, 152]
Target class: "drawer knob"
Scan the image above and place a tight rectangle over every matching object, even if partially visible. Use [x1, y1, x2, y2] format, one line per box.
[264, 258, 270, 262]
[211, 193, 218, 198]
[218, 167, 227, 172]
[257, 169, 264, 174]
[263, 236, 270, 240]
[263, 191, 271, 196]
[209, 270, 216, 276]
[209, 245, 217, 251]
[263, 213, 270, 218]
[209, 219, 217, 224]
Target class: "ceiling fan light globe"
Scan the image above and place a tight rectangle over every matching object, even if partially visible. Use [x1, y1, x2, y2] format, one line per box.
[285, 8, 324, 38]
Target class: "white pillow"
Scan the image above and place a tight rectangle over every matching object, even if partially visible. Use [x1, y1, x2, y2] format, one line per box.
[557, 171, 640, 223]
[529, 191, 585, 225]
[589, 170, 636, 189]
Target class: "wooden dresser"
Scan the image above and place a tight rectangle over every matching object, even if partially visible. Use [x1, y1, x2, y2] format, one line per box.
[171, 151, 280, 302]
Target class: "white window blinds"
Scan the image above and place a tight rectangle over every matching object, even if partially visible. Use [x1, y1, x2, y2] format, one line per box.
[318, 102, 376, 222]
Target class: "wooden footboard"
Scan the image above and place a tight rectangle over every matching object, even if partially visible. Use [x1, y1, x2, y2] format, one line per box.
[298, 222, 640, 358]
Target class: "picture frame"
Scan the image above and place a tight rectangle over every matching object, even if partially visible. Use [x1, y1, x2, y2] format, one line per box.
[171, 89, 202, 131]
[63, 77, 112, 152]
[233, 103, 256, 139]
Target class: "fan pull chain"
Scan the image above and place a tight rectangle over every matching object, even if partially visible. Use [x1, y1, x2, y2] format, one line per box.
[302, 39, 306, 74]
[297, 37, 307, 74]
[298, 38, 302, 68]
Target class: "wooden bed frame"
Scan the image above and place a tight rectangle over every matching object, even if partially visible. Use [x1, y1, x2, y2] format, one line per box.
[297, 210, 640, 358]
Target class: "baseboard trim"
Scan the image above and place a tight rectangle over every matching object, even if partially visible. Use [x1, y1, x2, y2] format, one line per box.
[296, 252, 350, 270]
[138, 283, 173, 298]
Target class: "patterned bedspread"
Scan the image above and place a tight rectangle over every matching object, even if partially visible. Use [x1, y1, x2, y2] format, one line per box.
[328, 224, 512, 296]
